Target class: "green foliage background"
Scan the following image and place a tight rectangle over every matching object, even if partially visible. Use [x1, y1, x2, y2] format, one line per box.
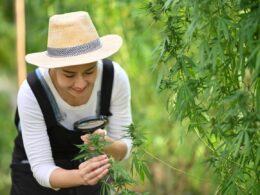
[2, 0, 258, 194]
[146, 0, 259, 194]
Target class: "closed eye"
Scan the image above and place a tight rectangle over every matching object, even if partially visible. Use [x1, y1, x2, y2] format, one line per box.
[84, 66, 96, 75]
[64, 74, 75, 78]
[84, 71, 95, 75]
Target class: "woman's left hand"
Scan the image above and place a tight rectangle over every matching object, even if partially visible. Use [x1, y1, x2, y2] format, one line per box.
[80, 129, 125, 160]
[80, 129, 107, 144]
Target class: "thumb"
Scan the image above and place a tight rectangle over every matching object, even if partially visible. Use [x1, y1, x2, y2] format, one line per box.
[81, 134, 89, 142]
[94, 129, 106, 137]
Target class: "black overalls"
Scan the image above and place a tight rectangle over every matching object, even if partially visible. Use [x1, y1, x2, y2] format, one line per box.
[10, 59, 114, 195]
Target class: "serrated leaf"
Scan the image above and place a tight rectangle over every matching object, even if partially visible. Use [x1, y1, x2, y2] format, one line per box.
[233, 132, 243, 158]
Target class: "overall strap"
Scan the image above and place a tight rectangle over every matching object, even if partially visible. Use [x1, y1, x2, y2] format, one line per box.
[14, 108, 19, 129]
[27, 71, 57, 128]
[100, 59, 114, 116]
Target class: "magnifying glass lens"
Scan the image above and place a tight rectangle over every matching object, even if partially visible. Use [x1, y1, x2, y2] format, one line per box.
[74, 115, 108, 133]
[77, 120, 105, 130]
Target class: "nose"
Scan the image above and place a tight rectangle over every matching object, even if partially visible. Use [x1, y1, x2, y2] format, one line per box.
[73, 76, 87, 89]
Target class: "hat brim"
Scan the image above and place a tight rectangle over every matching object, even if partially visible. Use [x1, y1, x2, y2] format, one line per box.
[25, 35, 122, 68]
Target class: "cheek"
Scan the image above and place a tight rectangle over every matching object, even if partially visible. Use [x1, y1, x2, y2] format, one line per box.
[57, 77, 73, 88]
[85, 73, 97, 84]
[89, 75, 96, 84]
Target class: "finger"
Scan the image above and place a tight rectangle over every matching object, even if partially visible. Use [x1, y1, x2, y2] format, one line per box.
[87, 163, 111, 180]
[79, 159, 109, 183]
[81, 134, 90, 142]
[80, 134, 87, 141]
[85, 158, 109, 173]
[80, 159, 110, 185]
[80, 134, 90, 144]
[93, 129, 106, 137]
[87, 155, 108, 163]
[87, 168, 110, 185]
[79, 155, 108, 169]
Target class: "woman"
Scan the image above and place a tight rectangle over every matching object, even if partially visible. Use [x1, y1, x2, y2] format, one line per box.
[10, 11, 132, 195]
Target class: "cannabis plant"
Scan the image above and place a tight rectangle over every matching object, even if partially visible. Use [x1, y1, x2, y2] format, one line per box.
[74, 124, 150, 195]
[146, 0, 259, 194]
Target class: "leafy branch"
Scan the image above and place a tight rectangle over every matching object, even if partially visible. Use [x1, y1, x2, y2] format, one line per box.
[146, 0, 260, 194]
[74, 123, 150, 195]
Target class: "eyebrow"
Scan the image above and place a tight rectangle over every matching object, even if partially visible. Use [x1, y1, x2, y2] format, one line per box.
[62, 65, 96, 74]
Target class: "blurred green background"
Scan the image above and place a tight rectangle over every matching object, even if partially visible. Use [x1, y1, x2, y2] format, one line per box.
[0, 0, 218, 194]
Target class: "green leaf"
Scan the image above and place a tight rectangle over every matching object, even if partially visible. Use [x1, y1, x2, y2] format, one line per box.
[256, 78, 260, 117]
[163, 0, 173, 10]
[142, 163, 151, 181]
[233, 132, 244, 158]
[72, 153, 88, 161]
[255, 146, 260, 170]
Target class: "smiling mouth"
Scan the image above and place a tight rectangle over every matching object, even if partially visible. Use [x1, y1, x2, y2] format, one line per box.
[72, 88, 86, 94]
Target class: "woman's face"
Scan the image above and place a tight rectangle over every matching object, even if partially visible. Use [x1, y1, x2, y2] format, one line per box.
[50, 62, 97, 101]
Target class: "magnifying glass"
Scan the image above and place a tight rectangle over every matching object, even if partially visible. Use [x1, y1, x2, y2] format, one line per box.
[74, 115, 108, 134]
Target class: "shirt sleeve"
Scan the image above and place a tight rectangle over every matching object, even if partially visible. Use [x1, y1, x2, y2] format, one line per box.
[17, 80, 59, 189]
[107, 62, 133, 160]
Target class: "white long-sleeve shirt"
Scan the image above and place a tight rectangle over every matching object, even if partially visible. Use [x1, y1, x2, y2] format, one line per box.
[17, 60, 132, 188]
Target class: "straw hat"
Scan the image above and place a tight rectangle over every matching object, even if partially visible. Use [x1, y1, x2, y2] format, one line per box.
[25, 11, 123, 68]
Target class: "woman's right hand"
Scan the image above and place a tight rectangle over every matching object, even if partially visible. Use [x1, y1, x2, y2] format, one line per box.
[78, 154, 110, 185]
